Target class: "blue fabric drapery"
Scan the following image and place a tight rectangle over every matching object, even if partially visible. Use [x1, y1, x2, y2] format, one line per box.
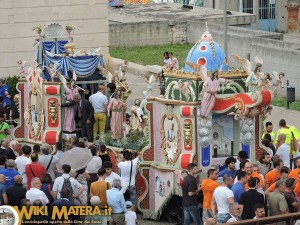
[43, 54, 104, 80]
[42, 40, 68, 54]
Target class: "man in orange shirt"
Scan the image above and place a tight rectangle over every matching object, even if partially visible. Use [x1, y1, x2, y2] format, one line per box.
[289, 157, 300, 180]
[265, 167, 290, 196]
[242, 162, 264, 190]
[264, 160, 282, 190]
[90, 168, 111, 209]
[201, 168, 219, 225]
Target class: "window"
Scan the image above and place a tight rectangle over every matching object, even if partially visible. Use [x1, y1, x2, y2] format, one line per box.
[259, 0, 276, 19]
[243, 0, 253, 14]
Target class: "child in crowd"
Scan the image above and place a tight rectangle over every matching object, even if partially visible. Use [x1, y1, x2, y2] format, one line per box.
[125, 201, 137, 225]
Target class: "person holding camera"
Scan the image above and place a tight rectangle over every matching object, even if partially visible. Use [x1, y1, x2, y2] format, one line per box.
[118, 149, 141, 206]
[0, 113, 10, 142]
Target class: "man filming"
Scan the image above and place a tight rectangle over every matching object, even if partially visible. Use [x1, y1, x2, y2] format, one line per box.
[118, 149, 141, 207]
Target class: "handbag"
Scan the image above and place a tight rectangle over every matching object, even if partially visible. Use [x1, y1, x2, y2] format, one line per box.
[123, 160, 132, 201]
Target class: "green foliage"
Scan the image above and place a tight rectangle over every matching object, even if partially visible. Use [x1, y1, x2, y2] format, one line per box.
[272, 97, 300, 111]
[110, 44, 193, 68]
[5, 75, 19, 97]
[102, 129, 149, 150]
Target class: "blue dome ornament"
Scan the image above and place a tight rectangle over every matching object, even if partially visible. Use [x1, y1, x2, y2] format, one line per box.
[184, 24, 228, 73]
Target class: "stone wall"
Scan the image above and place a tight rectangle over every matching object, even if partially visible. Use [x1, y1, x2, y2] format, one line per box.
[0, 0, 109, 76]
[109, 21, 186, 47]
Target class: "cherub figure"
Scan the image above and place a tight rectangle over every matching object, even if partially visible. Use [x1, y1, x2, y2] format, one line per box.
[45, 63, 60, 82]
[98, 65, 112, 83]
[173, 80, 193, 101]
[17, 60, 28, 77]
[144, 74, 155, 98]
[232, 54, 264, 92]
[115, 61, 128, 82]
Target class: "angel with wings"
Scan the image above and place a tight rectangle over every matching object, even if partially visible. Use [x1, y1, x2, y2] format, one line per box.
[17, 60, 28, 77]
[231, 55, 264, 92]
[144, 74, 155, 98]
[186, 61, 230, 120]
[174, 80, 192, 101]
[97, 65, 112, 83]
[45, 63, 61, 82]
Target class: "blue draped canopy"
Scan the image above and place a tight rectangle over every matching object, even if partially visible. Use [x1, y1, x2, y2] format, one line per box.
[43, 54, 105, 81]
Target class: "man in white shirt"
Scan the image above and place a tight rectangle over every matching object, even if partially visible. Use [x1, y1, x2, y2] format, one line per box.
[211, 174, 234, 224]
[86, 147, 102, 193]
[15, 145, 31, 188]
[274, 134, 290, 167]
[26, 177, 49, 205]
[118, 149, 141, 205]
[38, 144, 59, 180]
[52, 164, 84, 201]
[125, 201, 137, 225]
[89, 85, 108, 141]
[103, 161, 121, 185]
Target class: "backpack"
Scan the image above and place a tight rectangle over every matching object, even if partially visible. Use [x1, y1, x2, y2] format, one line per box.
[60, 177, 73, 199]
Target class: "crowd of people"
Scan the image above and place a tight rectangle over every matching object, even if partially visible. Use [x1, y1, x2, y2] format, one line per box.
[181, 119, 300, 225]
[0, 138, 141, 225]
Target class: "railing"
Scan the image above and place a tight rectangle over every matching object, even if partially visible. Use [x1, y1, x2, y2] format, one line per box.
[219, 212, 300, 225]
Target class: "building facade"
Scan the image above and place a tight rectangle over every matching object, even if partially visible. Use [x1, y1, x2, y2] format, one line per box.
[0, 0, 109, 77]
[203, 0, 290, 33]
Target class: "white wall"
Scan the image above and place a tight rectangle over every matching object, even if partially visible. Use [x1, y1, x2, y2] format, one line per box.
[0, 0, 108, 77]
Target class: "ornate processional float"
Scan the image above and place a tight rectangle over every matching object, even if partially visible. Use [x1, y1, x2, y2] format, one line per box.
[135, 26, 284, 221]
[13, 23, 108, 146]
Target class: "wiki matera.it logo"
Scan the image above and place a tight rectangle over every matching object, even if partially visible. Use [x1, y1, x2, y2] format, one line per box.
[0, 205, 19, 225]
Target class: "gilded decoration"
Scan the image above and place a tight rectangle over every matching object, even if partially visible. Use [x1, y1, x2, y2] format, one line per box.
[49, 100, 57, 124]
[183, 120, 193, 147]
[161, 114, 181, 165]
[24, 61, 44, 141]
[163, 68, 248, 80]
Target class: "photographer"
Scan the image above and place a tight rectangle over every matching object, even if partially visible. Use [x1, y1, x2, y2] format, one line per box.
[118, 149, 141, 206]
[0, 113, 10, 142]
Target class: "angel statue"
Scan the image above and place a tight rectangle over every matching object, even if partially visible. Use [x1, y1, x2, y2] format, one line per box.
[45, 63, 61, 82]
[97, 65, 112, 83]
[231, 55, 264, 92]
[115, 61, 128, 82]
[131, 99, 144, 131]
[144, 74, 155, 98]
[186, 61, 231, 121]
[174, 80, 192, 101]
[17, 60, 28, 78]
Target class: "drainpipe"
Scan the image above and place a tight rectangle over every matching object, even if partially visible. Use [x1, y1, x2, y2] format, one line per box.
[224, 0, 228, 62]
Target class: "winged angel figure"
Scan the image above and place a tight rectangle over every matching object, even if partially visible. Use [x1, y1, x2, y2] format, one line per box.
[143, 74, 156, 98]
[45, 63, 60, 82]
[231, 54, 284, 91]
[186, 61, 228, 120]
[17, 60, 28, 78]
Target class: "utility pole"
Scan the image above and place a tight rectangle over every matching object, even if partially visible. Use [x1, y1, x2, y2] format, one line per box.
[223, 0, 228, 62]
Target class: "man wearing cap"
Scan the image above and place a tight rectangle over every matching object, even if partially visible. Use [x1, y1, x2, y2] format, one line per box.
[0, 79, 11, 120]
[125, 201, 137, 225]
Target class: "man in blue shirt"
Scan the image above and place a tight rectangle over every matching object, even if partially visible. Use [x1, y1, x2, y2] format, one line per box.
[0, 79, 11, 119]
[231, 171, 247, 203]
[218, 157, 238, 179]
[0, 159, 19, 188]
[106, 178, 127, 225]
